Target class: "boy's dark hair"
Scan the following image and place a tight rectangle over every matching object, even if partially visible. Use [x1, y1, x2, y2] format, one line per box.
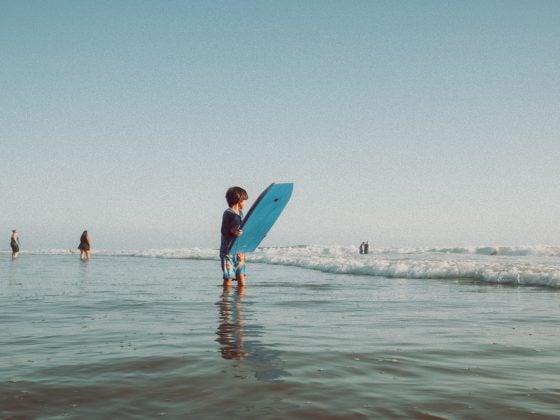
[225, 186, 248, 207]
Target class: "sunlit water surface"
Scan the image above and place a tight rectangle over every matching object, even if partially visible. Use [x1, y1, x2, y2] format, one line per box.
[1, 254, 559, 418]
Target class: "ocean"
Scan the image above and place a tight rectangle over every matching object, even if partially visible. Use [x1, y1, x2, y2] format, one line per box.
[1, 246, 559, 418]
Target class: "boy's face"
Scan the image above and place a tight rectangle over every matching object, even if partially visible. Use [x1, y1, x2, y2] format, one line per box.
[238, 199, 247, 210]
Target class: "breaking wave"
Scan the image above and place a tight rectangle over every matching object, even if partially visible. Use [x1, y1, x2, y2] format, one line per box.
[5, 245, 560, 288]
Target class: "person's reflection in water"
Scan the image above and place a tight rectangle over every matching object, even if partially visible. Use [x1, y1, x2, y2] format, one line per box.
[216, 286, 248, 360]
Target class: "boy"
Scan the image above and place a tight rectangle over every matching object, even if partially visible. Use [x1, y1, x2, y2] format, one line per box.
[220, 186, 248, 287]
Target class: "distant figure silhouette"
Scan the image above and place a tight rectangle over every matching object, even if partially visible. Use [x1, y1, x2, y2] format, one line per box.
[364, 241, 369, 254]
[78, 230, 91, 260]
[359, 242, 365, 254]
[10, 230, 20, 259]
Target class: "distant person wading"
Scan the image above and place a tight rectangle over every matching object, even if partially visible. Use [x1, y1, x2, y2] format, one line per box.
[359, 241, 369, 255]
[78, 230, 91, 260]
[10, 230, 20, 259]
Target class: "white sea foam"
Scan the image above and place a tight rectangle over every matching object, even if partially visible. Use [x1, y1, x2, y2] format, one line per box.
[6, 245, 560, 288]
[248, 246, 560, 288]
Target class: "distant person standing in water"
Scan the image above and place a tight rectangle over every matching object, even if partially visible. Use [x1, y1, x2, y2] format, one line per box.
[359, 242, 365, 254]
[364, 241, 369, 254]
[78, 230, 91, 260]
[10, 230, 20, 259]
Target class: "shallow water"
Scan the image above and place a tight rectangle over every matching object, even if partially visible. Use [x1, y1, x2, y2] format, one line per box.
[1, 254, 559, 418]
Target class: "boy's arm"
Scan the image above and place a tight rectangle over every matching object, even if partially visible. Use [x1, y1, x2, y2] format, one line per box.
[230, 213, 243, 236]
[221, 211, 235, 236]
[221, 212, 242, 237]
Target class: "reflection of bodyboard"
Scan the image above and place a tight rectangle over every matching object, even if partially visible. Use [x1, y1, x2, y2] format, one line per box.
[227, 183, 294, 254]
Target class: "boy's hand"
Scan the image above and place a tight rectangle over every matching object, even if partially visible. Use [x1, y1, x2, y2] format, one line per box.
[232, 226, 243, 237]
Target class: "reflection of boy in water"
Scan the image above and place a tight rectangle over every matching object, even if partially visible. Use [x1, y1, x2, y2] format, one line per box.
[220, 186, 248, 287]
[216, 288, 247, 360]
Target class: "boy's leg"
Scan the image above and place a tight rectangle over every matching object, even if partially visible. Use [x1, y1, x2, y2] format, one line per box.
[236, 253, 246, 287]
[221, 255, 236, 287]
[237, 274, 246, 287]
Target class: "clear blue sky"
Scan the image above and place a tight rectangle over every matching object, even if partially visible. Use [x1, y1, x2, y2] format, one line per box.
[2, 0, 559, 249]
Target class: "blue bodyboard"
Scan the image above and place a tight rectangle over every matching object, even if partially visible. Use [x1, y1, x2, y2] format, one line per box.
[227, 183, 294, 254]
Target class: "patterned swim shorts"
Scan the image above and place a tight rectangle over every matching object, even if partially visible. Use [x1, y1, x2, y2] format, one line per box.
[221, 254, 246, 280]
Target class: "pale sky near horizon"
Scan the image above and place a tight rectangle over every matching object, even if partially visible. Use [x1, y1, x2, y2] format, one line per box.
[1, 0, 559, 250]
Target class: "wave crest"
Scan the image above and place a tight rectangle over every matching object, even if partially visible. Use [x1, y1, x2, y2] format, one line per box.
[5, 245, 560, 288]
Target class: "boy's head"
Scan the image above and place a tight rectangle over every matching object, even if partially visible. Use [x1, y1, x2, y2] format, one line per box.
[225, 186, 248, 207]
